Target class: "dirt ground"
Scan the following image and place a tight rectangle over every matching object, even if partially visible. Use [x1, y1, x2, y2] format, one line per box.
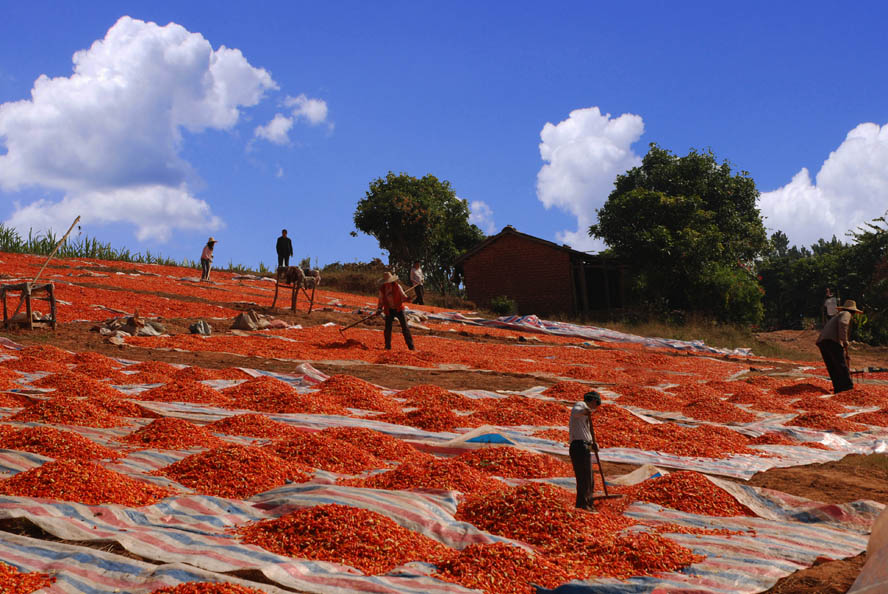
[2, 315, 885, 593]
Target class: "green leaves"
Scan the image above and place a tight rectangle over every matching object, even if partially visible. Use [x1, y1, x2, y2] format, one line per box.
[354, 171, 485, 292]
[590, 144, 768, 323]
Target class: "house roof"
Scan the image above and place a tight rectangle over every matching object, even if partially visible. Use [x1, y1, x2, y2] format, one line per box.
[454, 225, 616, 266]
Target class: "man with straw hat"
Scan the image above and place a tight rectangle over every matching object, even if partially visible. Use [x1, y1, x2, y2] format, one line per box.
[377, 271, 415, 351]
[816, 299, 863, 393]
[200, 237, 217, 282]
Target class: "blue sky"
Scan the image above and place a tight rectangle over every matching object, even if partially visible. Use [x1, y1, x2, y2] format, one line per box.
[2, 1, 887, 270]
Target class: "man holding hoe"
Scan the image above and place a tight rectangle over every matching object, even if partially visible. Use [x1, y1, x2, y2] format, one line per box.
[377, 271, 415, 351]
[569, 390, 601, 511]
[816, 299, 863, 393]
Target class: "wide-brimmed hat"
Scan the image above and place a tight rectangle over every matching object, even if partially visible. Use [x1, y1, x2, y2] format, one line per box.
[378, 271, 398, 285]
[207, 237, 217, 244]
[838, 299, 863, 313]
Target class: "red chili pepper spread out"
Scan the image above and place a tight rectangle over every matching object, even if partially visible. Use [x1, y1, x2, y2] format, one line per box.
[456, 446, 573, 478]
[340, 457, 502, 493]
[792, 395, 847, 414]
[0, 561, 56, 594]
[235, 503, 452, 575]
[150, 583, 268, 594]
[831, 385, 888, 407]
[18, 345, 72, 362]
[434, 542, 570, 594]
[28, 370, 123, 398]
[0, 356, 68, 373]
[541, 381, 593, 401]
[0, 426, 120, 460]
[263, 431, 384, 474]
[0, 459, 174, 505]
[121, 417, 226, 449]
[9, 396, 129, 428]
[680, 397, 758, 424]
[154, 444, 311, 498]
[206, 413, 298, 438]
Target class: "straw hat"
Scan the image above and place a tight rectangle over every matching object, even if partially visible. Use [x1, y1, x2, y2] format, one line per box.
[379, 271, 398, 285]
[838, 299, 863, 313]
[207, 237, 217, 244]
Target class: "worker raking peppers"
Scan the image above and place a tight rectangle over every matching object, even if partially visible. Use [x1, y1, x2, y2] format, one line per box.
[568, 390, 601, 511]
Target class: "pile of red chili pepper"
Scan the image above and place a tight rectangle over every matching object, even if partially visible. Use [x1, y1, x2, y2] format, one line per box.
[0, 356, 69, 374]
[263, 431, 384, 474]
[434, 542, 570, 594]
[235, 503, 452, 575]
[373, 350, 437, 367]
[681, 397, 758, 424]
[455, 446, 573, 478]
[340, 457, 502, 493]
[18, 344, 72, 361]
[223, 376, 348, 415]
[28, 370, 124, 398]
[153, 444, 311, 498]
[726, 392, 797, 414]
[379, 406, 475, 432]
[791, 395, 848, 414]
[121, 417, 226, 449]
[117, 370, 170, 385]
[541, 381, 593, 401]
[468, 403, 548, 427]
[774, 381, 832, 397]
[0, 426, 120, 460]
[319, 426, 432, 463]
[613, 385, 686, 411]
[10, 396, 128, 428]
[150, 583, 268, 594]
[88, 393, 160, 419]
[846, 408, 888, 427]
[622, 471, 754, 517]
[0, 561, 56, 594]
[172, 366, 219, 382]
[206, 413, 298, 438]
[127, 360, 180, 375]
[314, 374, 402, 414]
[0, 459, 174, 505]
[397, 384, 478, 410]
[748, 432, 800, 446]
[137, 380, 231, 405]
[456, 482, 702, 580]
[790, 412, 867, 432]
[832, 386, 888, 407]
[0, 392, 32, 407]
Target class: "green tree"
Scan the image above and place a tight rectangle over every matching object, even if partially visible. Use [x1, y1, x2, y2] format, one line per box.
[589, 144, 769, 323]
[353, 172, 485, 292]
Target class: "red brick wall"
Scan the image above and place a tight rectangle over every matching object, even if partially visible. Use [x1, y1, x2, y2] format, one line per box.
[462, 234, 574, 316]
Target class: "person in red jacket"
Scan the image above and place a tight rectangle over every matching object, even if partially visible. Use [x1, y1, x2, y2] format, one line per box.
[377, 271, 415, 350]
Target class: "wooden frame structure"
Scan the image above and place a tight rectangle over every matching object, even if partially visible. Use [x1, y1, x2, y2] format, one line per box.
[271, 267, 319, 313]
[1, 282, 58, 330]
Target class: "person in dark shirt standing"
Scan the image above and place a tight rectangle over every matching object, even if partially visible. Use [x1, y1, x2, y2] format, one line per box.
[276, 230, 293, 269]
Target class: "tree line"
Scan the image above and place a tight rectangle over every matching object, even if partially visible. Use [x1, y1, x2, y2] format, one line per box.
[352, 146, 887, 343]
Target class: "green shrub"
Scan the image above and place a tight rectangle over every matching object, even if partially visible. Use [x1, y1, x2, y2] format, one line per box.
[488, 295, 518, 316]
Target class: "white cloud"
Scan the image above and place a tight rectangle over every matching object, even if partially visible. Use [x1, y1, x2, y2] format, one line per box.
[284, 94, 329, 125]
[255, 113, 294, 144]
[536, 107, 644, 252]
[0, 16, 274, 240]
[468, 200, 496, 234]
[759, 122, 888, 247]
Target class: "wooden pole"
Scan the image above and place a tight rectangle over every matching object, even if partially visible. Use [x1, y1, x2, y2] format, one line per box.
[10, 216, 80, 323]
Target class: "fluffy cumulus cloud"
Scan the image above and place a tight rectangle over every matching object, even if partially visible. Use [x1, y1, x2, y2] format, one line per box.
[0, 16, 276, 240]
[536, 107, 644, 252]
[254, 94, 330, 145]
[468, 200, 496, 234]
[759, 122, 888, 247]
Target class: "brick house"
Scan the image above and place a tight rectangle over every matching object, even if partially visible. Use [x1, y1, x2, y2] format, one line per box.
[453, 226, 626, 316]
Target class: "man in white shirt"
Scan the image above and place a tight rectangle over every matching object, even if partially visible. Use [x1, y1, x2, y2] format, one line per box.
[569, 390, 601, 511]
[822, 288, 838, 324]
[409, 261, 425, 305]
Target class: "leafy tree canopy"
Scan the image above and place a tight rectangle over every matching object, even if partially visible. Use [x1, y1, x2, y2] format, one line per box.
[589, 144, 769, 321]
[353, 172, 484, 291]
